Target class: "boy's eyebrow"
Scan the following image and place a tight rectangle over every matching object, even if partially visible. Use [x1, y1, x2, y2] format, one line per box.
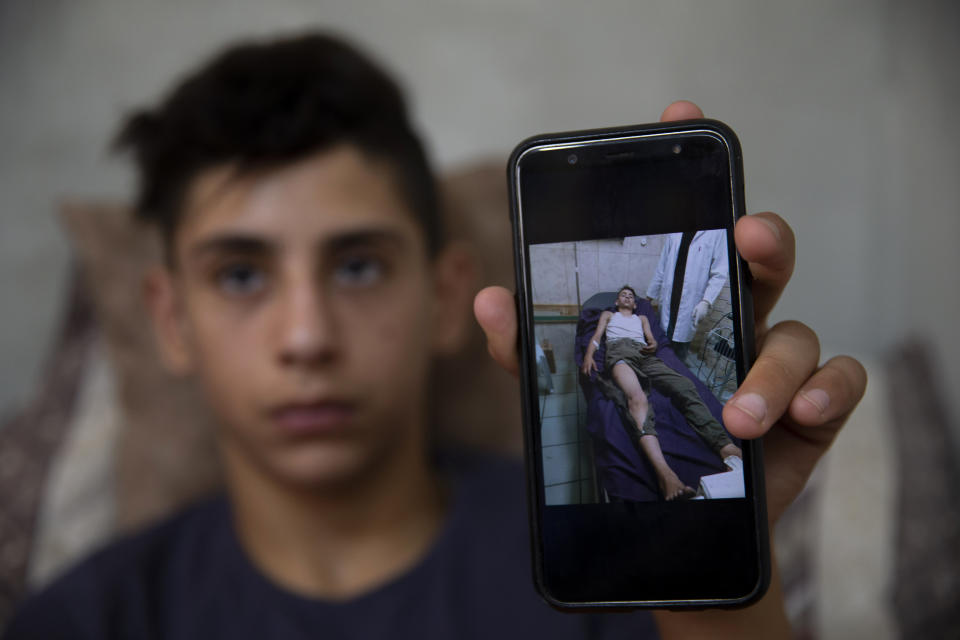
[323, 228, 407, 253]
[188, 234, 275, 261]
[187, 228, 409, 262]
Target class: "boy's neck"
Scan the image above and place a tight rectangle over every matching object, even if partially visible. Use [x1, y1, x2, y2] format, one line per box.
[222, 431, 445, 601]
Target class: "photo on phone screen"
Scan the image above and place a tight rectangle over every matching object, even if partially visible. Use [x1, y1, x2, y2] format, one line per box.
[511, 121, 768, 607]
[530, 231, 744, 506]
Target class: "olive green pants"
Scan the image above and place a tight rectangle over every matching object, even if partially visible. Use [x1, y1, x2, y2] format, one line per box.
[605, 339, 731, 454]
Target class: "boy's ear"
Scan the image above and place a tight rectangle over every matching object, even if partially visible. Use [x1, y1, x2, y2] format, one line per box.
[142, 266, 194, 374]
[430, 242, 479, 356]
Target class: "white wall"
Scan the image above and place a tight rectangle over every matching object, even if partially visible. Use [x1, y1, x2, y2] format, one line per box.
[1, 0, 958, 442]
[530, 237, 667, 307]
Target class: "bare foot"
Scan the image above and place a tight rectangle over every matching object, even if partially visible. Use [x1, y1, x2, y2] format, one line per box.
[657, 468, 696, 501]
[719, 443, 742, 460]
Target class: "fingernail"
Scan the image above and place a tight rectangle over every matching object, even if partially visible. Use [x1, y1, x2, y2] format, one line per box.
[799, 389, 830, 415]
[757, 215, 782, 241]
[731, 393, 767, 424]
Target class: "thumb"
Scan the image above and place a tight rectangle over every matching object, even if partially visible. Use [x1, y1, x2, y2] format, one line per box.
[473, 286, 520, 376]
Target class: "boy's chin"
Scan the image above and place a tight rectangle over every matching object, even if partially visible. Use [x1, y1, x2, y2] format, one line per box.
[258, 440, 391, 492]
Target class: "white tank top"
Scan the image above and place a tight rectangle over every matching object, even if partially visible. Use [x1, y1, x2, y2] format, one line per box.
[605, 312, 647, 346]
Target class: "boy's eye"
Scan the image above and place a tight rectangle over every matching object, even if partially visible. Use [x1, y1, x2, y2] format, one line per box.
[332, 255, 385, 287]
[215, 263, 267, 296]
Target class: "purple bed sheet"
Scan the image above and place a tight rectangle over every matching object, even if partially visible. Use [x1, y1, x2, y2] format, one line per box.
[575, 296, 738, 502]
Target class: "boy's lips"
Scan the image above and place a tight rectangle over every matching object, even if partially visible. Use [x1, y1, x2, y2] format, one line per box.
[269, 400, 357, 436]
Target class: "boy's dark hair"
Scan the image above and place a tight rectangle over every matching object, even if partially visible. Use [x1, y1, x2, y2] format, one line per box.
[114, 32, 440, 263]
[618, 285, 638, 300]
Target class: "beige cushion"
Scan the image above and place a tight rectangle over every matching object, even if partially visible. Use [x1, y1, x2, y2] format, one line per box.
[433, 165, 523, 454]
[60, 202, 223, 534]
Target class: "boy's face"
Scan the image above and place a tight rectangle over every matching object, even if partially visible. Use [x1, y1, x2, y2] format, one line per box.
[616, 288, 636, 310]
[148, 146, 453, 489]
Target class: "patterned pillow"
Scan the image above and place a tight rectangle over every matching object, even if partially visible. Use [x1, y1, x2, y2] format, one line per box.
[0, 276, 97, 626]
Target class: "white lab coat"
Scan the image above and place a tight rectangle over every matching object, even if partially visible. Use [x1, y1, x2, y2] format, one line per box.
[645, 230, 728, 343]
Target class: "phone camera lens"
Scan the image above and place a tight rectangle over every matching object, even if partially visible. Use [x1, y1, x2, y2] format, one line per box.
[567, 154, 578, 165]
[672, 144, 682, 154]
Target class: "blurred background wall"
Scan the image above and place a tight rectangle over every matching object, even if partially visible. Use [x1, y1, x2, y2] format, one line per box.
[1, 0, 958, 449]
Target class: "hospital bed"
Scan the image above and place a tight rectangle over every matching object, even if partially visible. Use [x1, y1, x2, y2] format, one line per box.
[574, 291, 740, 502]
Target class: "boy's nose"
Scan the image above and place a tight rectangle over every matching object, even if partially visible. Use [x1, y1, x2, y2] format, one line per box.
[276, 275, 338, 368]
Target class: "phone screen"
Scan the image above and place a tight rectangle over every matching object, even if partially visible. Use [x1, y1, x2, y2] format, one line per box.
[511, 122, 767, 607]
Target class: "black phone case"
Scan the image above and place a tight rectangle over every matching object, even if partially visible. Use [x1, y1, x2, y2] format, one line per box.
[508, 119, 769, 609]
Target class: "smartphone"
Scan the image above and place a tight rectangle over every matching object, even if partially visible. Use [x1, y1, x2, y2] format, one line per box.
[509, 119, 768, 608]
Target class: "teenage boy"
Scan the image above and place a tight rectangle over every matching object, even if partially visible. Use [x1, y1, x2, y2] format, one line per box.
[4, 33, 867, 640]
[581, 285, 741, 500]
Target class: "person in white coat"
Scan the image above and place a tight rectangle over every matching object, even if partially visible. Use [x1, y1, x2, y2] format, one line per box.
[646, 229, 728, 360]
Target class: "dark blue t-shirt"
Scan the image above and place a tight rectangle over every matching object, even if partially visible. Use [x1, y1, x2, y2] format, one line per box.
[4, 455, 657, 639]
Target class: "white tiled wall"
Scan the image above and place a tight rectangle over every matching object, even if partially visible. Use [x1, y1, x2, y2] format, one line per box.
[530, 236, 666, 306]
[536, 323, 597, 506]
